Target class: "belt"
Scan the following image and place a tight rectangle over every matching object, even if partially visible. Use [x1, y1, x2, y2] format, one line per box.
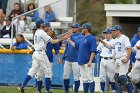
[35, 50, 45, 52]
[35, 50, 42, 51]
[136, 59, 140, 61]
[101, 57, 113, 60]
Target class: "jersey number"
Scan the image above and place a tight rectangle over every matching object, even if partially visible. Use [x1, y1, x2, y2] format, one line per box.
[108, 49, 112, 54]
[118, 47, 121, 51]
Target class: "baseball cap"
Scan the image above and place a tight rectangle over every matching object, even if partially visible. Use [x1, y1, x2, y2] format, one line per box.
[70, 23, 80, 28]
[81, 23, 92, 31]
[103, 28, 112, 34]
[35, 18, 44, 26]
[44, 21, 50, 27]
[137, 26, 140, 32]
[111, 25, 122, 31]
[31, 26, 37, 30]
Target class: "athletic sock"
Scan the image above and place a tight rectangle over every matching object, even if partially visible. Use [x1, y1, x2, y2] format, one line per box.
[83, 83, 89, 93]
[37, 81, 43, 93]
[64, 79, 70, 92]
[100, 82, 105, 92]
[45, 78, 51, 93]
[89, 81, 95, 93]
[21, 75, 31, 89]
[74, 80, 80, 93]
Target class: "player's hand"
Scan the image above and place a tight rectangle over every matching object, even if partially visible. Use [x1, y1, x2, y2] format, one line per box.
[87, 61, 92, 67]
[98, 38, 103, 42]
[64, 34, 70, 40]
[136, 46, 140, 49]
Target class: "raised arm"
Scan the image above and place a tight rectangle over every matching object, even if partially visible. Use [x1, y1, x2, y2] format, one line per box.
[98, 38, 112, 49]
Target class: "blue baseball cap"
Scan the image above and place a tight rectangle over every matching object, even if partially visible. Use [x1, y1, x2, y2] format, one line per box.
[81, 23, 92, 31]
[137, 26, 140, 32]
[35, 19, 44, 27]
[111, 25, 122, 31]
[44, 21, 50, 27]
[103, 28, 112, 34]
[70, 23, 80, 28]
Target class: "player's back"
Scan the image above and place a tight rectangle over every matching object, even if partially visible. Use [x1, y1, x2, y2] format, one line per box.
[114, 34, 131, 58]
[34, 29, 51, 51]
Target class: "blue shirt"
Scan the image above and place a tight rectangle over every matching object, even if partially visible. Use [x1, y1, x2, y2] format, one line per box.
[46, 42, 60, 62]
[45, 12, 56, 22]
[63, 32, 83, 62]
[130, 34, 140, 64]
[31, 10, 39, 21]
[12, 41, 28, 49]
[75, 34, 97, 65]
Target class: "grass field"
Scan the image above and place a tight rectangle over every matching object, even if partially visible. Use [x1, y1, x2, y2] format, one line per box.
[0, 86, 111, 93]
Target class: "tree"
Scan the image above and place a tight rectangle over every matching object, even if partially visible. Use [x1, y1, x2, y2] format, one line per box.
[76, 0, 134, 35]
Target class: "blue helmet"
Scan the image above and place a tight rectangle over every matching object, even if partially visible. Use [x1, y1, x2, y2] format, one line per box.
[103, 28, 112, 34]
[44, 21, 50, 27]
[81, 23, 92, 31]
[111, 25, 122, 31]
[35, 19, 44, 27]
[70, 23, 80, 28]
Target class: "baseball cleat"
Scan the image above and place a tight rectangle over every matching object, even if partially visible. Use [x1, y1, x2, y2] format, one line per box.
[45, 91, 52, 93]
[18, 86, 24, 93]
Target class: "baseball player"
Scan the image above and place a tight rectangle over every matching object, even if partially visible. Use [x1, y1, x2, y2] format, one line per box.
[129, 40, 140, 91]
[62, 23, 83, 93]
[35, 21, 61, 93]
[98, 25, 132, 93]
[66, 23, 96, 93]
[18, 19, 63, 93]
[97, 28, 115, 93]
[130, 26, 140, 65]
[129, 26, 140, 93]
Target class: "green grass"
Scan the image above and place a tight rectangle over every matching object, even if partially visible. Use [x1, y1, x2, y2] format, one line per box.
[0, 86, 111, 93]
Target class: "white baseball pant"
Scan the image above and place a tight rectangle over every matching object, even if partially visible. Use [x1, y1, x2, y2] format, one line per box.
[100, 58, 115, 82]
[79, 63, 95, 83]
[63, 61, 80, 81]
[129, 60, 140, 83]
[115, 56, 130, 76]
[28, 51, 51, 79]
[36, 62, 53, 81]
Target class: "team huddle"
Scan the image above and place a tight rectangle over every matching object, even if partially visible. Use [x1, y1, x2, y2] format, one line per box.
[17, 18, 140, 93]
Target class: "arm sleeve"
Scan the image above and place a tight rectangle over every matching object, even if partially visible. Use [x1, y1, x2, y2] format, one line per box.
[42, 32, 51, 43]
[124, 37, 131, 49]
[133, 41, 140, 51]
[90, 37, 97, 53]
[32, 11, 39, 21]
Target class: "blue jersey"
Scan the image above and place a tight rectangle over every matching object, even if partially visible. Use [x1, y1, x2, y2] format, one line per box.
[75, 34, 96, 65]
[12, 41, 28, 49]
[130, 34, 140, 64]
[46, 42, 60, 62]
[63, 32, 83, 62]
